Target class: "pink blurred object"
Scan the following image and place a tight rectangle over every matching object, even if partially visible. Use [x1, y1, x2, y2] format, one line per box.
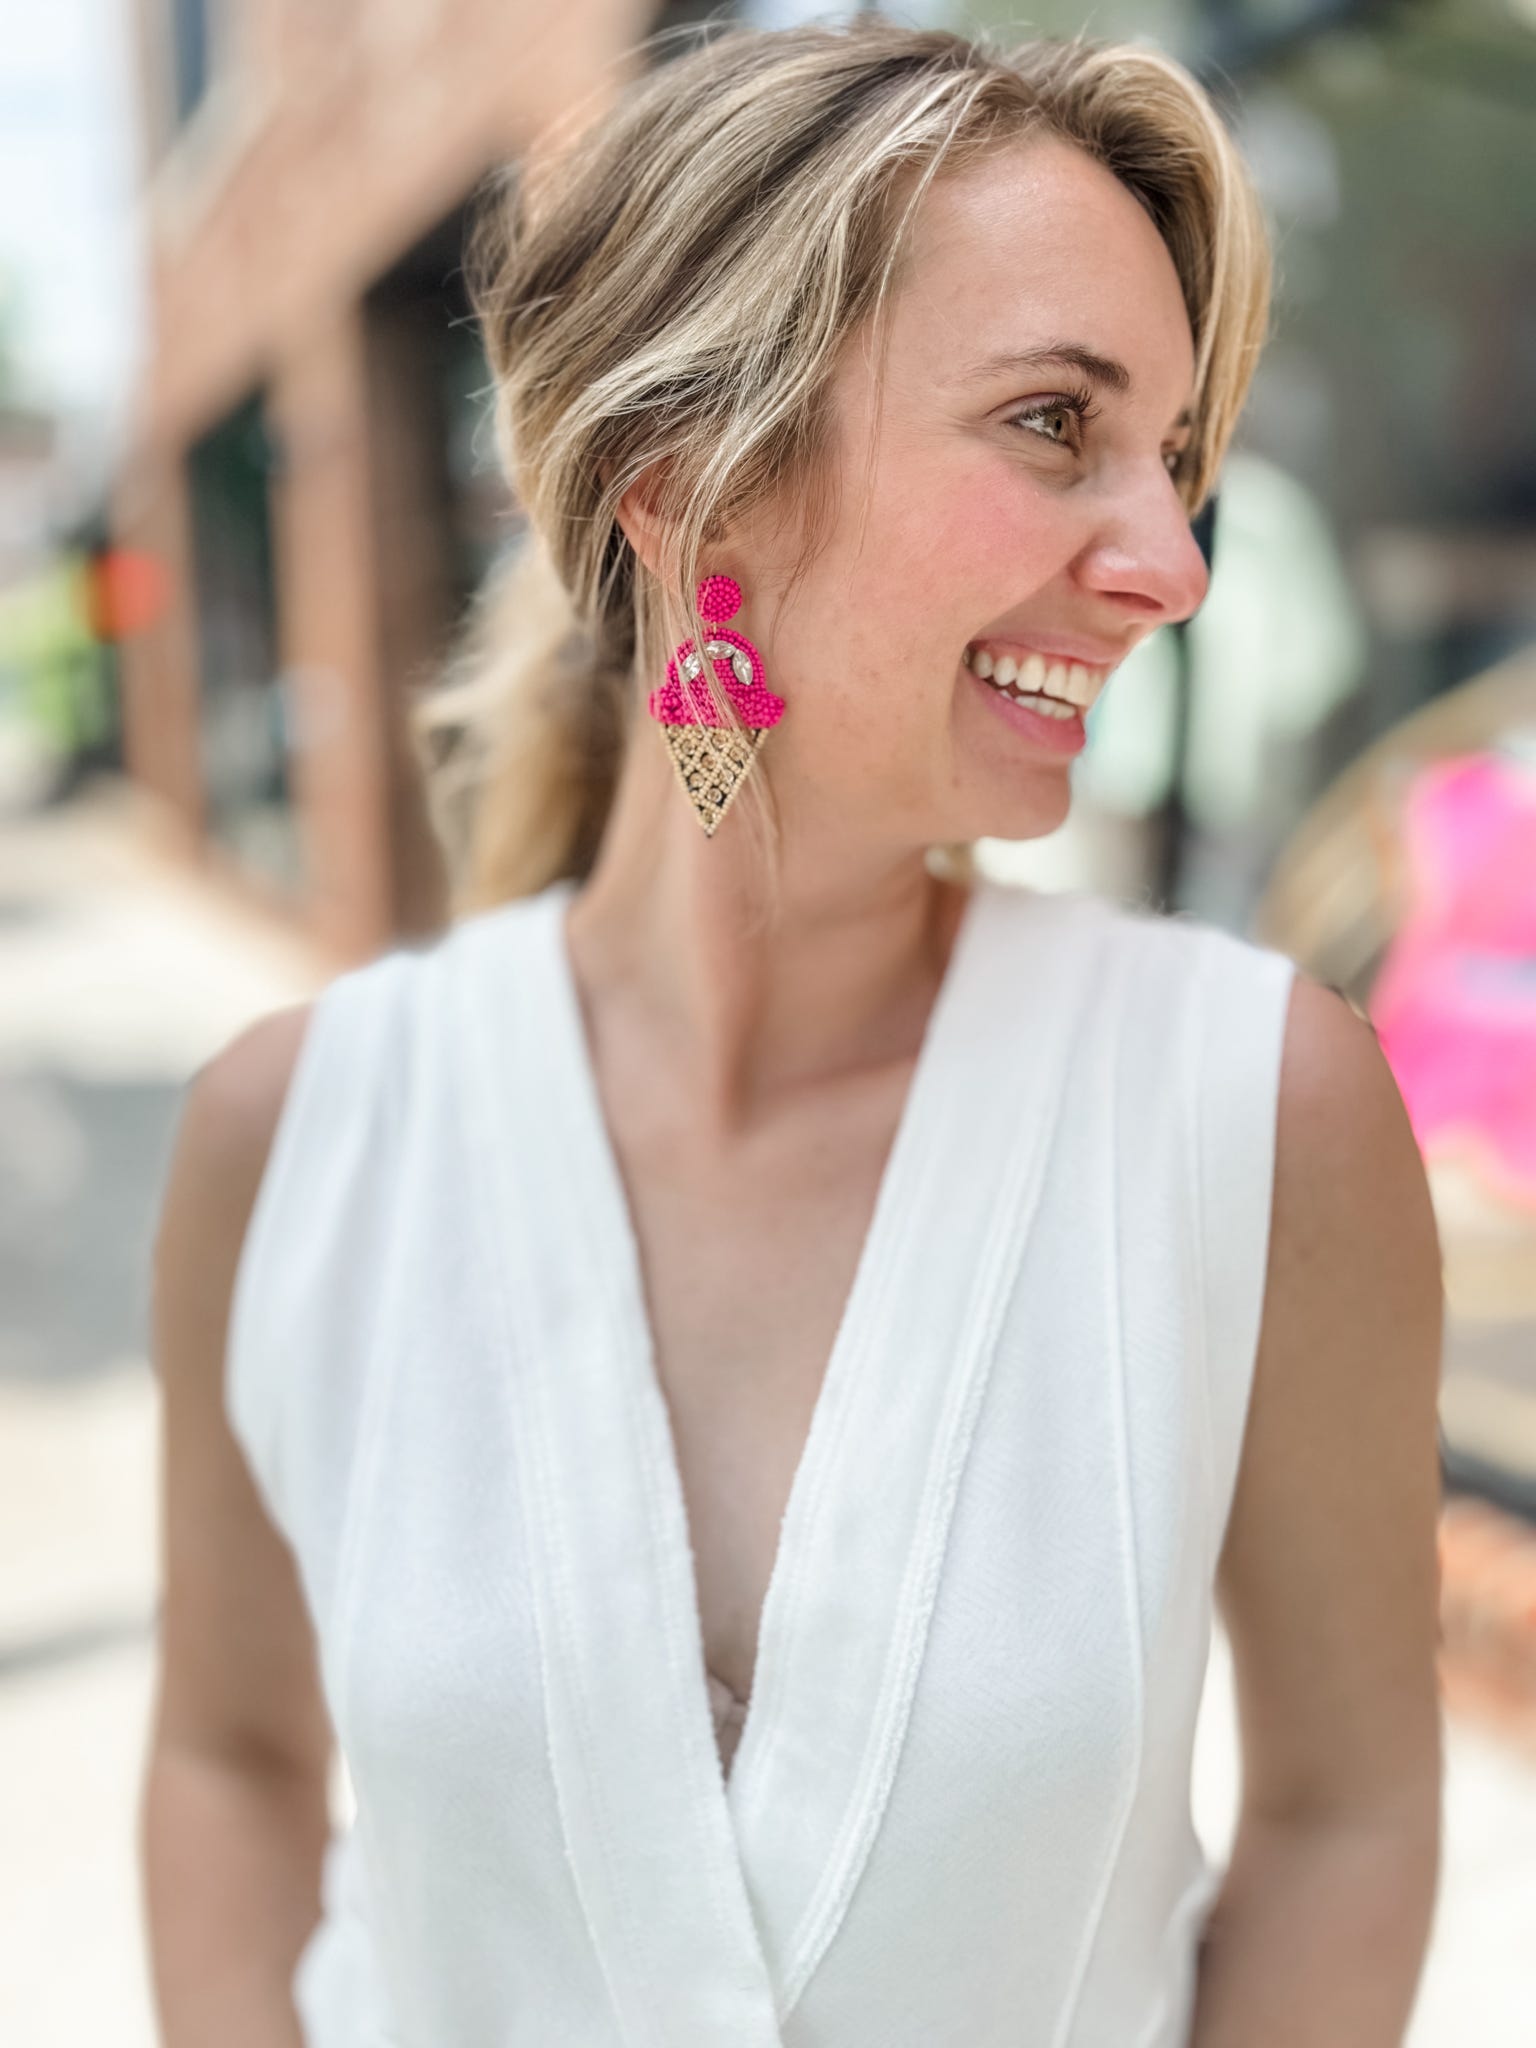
[1369, 749, 1536, 1210]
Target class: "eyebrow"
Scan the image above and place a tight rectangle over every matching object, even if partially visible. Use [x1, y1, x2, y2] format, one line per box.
[964, 341, 1194, 430]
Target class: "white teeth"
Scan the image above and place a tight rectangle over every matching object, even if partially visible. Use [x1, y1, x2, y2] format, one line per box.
[964, 643, 1103, 709]
[986, 680, 1079, 719]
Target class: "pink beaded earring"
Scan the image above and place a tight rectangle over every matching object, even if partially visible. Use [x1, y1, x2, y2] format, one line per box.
[646, 574, 785, 836]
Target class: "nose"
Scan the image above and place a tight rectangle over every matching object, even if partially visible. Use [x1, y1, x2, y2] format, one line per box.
[1073, 472, 1212, 629]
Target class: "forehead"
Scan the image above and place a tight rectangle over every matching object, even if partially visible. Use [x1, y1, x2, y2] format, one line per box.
[887, 135, 1196, 399]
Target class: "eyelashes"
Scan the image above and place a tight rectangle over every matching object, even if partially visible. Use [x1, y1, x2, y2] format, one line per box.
[1005, 383, 1191, 479]
[1003, 382, 1103, 451]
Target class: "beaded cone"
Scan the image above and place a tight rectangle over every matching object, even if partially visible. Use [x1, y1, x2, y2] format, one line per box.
[647, 574, 785, 836]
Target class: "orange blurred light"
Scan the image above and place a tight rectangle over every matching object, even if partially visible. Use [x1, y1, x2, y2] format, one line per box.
[87, 547, 172, 640]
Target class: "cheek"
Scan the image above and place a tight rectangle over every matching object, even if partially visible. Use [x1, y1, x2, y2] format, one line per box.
[780, 467, 1062, 749]
[942, 470, 1062, 584]
[874, 468, 1062, 635]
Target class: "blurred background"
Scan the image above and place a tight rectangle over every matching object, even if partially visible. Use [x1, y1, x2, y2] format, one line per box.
[1, 0, 1533, 2039]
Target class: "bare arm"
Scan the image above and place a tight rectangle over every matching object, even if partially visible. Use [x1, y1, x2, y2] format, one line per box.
[1190, 975, 1445, 2047]
[139, 1004, 336, 2048]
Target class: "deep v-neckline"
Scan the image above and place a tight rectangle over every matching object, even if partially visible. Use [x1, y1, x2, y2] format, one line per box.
[452, 867, 1086, 2037]
[541, 874, 992, 1801]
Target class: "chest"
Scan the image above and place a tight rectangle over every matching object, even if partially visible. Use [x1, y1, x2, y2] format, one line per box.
[286, 882, 1246, 2042]
[598, 1061, 918, 1757]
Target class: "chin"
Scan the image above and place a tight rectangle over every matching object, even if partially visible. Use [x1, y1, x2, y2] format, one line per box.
[969, 783, 1074, 846]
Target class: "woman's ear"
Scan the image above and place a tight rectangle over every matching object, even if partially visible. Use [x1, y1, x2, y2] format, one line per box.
[601, 453, 736, 602]
[606, 458, 680, 585]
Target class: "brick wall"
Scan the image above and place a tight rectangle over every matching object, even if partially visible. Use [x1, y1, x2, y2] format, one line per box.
[115, 0, 657, 958]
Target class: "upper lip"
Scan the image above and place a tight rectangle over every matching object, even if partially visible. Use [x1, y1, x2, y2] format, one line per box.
[966, 634, 1130, 672]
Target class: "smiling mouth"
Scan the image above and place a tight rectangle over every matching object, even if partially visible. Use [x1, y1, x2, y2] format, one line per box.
[962, 644, 1103, 719]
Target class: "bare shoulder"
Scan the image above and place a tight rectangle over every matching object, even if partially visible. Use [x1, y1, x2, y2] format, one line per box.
[1215, 970, 1445, 1830]
[1263, 970, 1443, 1350]
[148, 1000, 334, 1777]
[151, 998, 326, 1428]
[170, 1003, 317, 1229]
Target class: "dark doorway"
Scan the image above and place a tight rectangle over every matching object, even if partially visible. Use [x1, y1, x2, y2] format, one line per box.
[185, 392, 301, 896]
[362, 201, 522, 938]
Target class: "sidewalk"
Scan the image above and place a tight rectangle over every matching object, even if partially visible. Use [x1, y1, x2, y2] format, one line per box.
[1, 776, 1533, 2045]
[0, 777, 323, 2048]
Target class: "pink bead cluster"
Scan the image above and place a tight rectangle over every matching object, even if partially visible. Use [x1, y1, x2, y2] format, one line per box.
[696, 573, 744, 626]
[646, 574, 786, 731]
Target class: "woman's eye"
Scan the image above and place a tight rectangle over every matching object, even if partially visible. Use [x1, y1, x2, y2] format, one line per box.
[1006, 395, 1092, 449]
[1011, 385, 1105, 452]
[1013, 403, 1073, 444]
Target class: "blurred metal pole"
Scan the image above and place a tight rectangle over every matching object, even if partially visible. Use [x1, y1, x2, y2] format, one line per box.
[1150, 489, 1218, 911]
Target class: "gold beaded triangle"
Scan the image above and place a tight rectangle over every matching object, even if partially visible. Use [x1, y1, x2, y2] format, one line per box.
[659, 723, 766, 837]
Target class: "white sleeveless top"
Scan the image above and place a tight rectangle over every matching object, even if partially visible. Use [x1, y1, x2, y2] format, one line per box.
[226, 872, 1296, 2048]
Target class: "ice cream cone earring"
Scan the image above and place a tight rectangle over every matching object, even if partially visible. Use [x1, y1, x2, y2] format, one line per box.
[646, 574, 786, 836]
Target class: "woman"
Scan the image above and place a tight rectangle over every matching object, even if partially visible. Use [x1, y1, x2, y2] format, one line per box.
[142, 19, 1444, 2047]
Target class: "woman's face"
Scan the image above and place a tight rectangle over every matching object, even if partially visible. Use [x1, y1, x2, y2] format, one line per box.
[733, 134, 1212, 853]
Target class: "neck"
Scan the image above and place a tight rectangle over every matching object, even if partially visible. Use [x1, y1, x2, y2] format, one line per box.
[562, 728, 973, 1135]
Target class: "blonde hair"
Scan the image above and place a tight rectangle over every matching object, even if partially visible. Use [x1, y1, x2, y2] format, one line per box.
[415, 14, 1273, 916]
